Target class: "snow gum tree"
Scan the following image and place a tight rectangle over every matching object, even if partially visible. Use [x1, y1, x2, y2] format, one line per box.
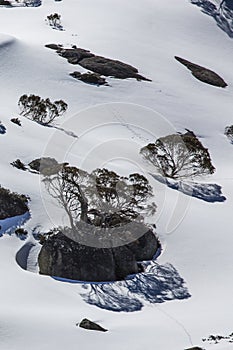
[140, 130, 215, 179]
[43, 166, 156, 229]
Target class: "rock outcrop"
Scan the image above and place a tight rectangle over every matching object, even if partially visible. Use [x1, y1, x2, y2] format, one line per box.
[78, 319, 108, 332]
[175, 56, 227, 88]
[45, 44, 151, 81]
[0, 186, 29, 220]
[38, 224, 159, 282]
[70, 71, 108, 86]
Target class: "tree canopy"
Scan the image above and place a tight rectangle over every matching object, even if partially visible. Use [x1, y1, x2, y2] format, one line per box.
[140, 130, 215, 179]
[43, 166, 156, 230]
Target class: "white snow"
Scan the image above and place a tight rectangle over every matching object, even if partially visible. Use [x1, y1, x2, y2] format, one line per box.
[0, 0, 233, 349]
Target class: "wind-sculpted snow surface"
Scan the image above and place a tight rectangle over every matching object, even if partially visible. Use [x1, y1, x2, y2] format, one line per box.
[80, 262, 191, 312]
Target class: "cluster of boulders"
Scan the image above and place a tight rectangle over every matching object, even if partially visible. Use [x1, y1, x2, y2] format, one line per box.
[38, 223, 159, 282]
[45, 44, 151, 82]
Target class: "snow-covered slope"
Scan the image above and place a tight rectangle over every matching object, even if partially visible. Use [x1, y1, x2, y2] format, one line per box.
[0, 1, 233, 349]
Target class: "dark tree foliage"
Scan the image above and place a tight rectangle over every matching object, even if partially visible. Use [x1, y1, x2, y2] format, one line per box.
[47, 13, 61, 28]
[15, 0, 41, 7]
[225, 125, 233, 143]
[11, 159, 27, 171]
[18, 94, 67, 125]
[43, 166, 156, 229]
[140, 130, 215, 179]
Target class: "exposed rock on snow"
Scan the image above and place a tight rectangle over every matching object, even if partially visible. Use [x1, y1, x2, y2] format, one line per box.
[78, 318, 108, 332]
[0, 186, 29, 220]
[70, 71, 108, 86]
[175, 56, 227, 87]
[46, 44, 151, 81]
[28, 157, 61, 175]
[38, 225, 159, 282]
[77, 55, 151, 81]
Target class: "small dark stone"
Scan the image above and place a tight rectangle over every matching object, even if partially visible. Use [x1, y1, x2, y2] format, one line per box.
[175, 56, 227, 88]
[185, 347, 205, 350]
[78, 319, 108, 332]
[11, 118, 21, 126]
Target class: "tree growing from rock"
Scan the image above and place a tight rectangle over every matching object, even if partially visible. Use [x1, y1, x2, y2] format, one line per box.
[140, 130, 215, 179]
[43, 166, 156, 229]
[18, 94, 67, 125]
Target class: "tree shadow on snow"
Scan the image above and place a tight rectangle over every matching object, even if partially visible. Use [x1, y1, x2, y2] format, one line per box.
[190, 0, 233, 38]
[80, 262, 191, 312]
[151, 174, 226, 203]
[0, 212, 30, 237]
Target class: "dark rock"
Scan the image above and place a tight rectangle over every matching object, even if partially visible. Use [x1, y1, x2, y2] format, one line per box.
[112, 245, 139, 280]
[127, 230, 159, 261]
[78, 319, 108, 332]
[45, 43, 63, 50]
[175, 56, 227, 88]
[38, 232, 119, 281]
[58, 48, 94, 63]
[0, 186, 29, 220]
[185, 347, 204, 350]
[28, 157, 61, 175]
[45, 45, 151, 81]
[11, 118, 21, 126]
[78, 55, 151, 80]
[38, 225, 159, 282]
[70, 71, 108, 86]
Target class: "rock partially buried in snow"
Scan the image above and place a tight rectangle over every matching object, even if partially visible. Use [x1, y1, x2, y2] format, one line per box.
[70, 71, 108, 86]
[77, 55, 151, 81]
[38, 224, 159, 282]
[0, 186, 29, 220]
[45, 44, 151, 81]
[175, 56, 227, 88]
[78, 319, 108, 332]
[184, 347, 205, 350]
